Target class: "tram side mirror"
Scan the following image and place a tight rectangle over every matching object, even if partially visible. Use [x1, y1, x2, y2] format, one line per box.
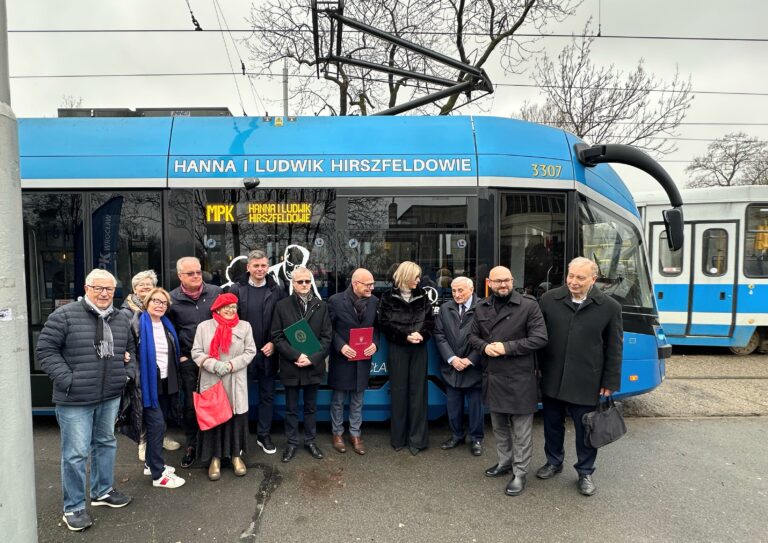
[243, 178, 261, 190]
[662, 207, 684, 251]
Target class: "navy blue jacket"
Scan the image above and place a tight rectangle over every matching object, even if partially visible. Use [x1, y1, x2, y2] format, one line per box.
[327, 290, 378, 392]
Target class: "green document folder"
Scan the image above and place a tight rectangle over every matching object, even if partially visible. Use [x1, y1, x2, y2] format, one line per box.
[283, 318, 322, 355]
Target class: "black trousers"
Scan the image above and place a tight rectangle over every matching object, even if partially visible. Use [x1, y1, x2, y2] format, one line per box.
[387, 342, 429, 450]
[251, 363, 276, 437]
[284, 384, 319, 446]
[542, 395, 598, 475]
[178, 359, 199, 449]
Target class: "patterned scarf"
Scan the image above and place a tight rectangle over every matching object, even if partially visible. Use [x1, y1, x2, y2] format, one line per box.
[139, 311, 181, 408]
[124, 293, 145, 314]
[82, 296, 115, 359]
[209, 312, 240, 359]
[181, 283, 204, 301]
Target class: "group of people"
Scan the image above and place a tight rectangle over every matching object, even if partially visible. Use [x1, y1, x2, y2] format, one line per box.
[38, 251, 622, 533]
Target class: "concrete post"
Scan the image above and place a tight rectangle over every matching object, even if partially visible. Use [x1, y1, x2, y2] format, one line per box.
[0, 0, 39, 540]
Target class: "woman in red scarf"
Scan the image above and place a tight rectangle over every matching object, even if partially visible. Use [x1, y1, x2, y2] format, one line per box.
[191, 293, 257, 481]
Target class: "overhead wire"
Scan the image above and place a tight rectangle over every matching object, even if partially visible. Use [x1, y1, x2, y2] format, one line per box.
[210, 0, 248, 116]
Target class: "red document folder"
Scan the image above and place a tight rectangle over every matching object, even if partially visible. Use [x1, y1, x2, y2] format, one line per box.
[348, 327, 374, 361]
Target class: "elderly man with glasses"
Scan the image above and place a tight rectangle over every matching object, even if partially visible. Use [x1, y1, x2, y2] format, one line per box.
[37, 269, 136, 531]
[167, 256, 222, 468]
[271, 266, 332, 462]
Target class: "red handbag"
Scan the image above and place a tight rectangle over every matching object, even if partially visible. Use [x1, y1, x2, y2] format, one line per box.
[193, 379, 233, 431]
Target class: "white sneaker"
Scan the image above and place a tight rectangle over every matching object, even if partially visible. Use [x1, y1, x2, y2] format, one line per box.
[152, 472, 186, 489]
[138, 441, 146, 462]
[144, 464, 176, 476]
[163, 436, 181, 451]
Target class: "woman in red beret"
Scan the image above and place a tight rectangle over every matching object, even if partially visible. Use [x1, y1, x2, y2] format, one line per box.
[191, 293, 257, 481]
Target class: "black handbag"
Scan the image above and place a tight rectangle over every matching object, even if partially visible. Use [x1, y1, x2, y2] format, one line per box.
[582, 396, 627, 448]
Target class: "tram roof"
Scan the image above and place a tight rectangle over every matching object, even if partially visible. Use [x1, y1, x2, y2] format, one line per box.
[17, 115, 638, 217]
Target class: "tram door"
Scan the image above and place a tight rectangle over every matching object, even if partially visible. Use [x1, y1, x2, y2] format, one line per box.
[650, 222, 692, 337]
[688, 222, 737, 336]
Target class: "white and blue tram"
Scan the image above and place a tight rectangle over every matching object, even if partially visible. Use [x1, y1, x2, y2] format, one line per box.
[19, 115, 681, 416]
[638, 185, 768, 355]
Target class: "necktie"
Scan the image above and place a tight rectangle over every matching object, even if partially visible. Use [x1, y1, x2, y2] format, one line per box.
[459, 304, 465, 319]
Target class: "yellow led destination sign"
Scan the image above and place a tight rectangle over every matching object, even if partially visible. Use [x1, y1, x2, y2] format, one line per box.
[206, 203, 312, 224]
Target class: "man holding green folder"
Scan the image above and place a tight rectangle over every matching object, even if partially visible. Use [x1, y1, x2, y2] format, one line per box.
[271, 266, 332, 462]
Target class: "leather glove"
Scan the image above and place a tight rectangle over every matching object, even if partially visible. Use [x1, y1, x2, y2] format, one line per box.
[213, 360, 230, 377]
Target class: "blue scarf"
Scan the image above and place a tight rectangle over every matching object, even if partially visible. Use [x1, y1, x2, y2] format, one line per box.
[139, 311, 181, 409]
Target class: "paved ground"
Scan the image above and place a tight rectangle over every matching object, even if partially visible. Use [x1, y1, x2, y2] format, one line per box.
[32, 348, 768, 543]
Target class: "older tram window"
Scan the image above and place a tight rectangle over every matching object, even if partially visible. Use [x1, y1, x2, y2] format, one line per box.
[702, 228, 728, 277]
[744, 204, 768, 278]
[658, 231, 683, 277]
[579, 199, 654, 310]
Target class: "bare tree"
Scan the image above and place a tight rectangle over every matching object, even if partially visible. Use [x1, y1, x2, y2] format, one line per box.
[520, 24, 693, 155]
[60, 95, 83, 109]
[686, 132, 768, 187]
[246, 0, 581, 116]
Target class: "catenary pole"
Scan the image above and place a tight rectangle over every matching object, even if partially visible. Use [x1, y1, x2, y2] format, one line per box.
[0, 0, 39, 540]
[283, 56, 288, 117]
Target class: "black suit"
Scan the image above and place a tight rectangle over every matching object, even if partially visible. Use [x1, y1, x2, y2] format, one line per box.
[434, 296, 484, 442]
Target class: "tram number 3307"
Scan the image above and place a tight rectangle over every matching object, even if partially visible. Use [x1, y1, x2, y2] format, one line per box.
[531, 163, 562, 177]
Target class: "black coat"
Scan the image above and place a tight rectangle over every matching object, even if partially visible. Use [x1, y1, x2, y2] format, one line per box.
[376, 287, 435, 346]
[228, 274, 286, 378]
[37, 299, 136, 406]
[433, 296, 482, 389]
[468, 291, 548, 414]
[327, 290, 379, 392]
[272, 294, 332, 386]
[167, 283, 222, 358]
[538, 285, 623, 406]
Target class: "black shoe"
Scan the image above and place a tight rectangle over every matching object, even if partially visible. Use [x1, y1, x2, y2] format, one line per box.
[440, 436, 465, 450]
[578, 474, 596, 496]
[505, 475, 526, 496]
[409, 446, 421, 456]
[305, 443, 324, 460]
[180, 447, 196, 468]
[91, 488, 132, 508]
[282, 445, 297, 463]
[485, 463, 513, 478]
[536, 463, 563, 479]
[470, 440, 483, 456]
[257, 435, 277, 455]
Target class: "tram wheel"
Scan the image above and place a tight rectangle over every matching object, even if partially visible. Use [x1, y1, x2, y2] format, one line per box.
[729, 331, 760, 356]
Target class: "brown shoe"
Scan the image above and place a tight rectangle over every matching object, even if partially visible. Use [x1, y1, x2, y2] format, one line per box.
[232, 456, 247, 476]
[208, 457, 221, 481]
[332, 434, 347, 453]
[350, 436, 367, 455]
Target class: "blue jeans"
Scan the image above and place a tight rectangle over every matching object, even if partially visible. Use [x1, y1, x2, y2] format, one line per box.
[55, 397, 121, 512]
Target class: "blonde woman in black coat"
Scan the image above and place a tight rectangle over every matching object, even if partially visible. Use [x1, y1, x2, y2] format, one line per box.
[377, 261, 435, 455]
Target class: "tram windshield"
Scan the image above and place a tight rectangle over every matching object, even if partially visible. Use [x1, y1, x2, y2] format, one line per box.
[579, 198, 654, 310]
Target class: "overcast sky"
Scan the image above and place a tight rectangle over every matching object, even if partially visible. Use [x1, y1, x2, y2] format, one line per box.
[7, 0, 768, 192]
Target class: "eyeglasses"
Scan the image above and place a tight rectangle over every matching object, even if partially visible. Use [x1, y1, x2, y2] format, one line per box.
[489, 278, 513, 284]
[354, 281, 375, 288]
[180, 270, 203, 277]
[219, 304, 238, 311]
[149, 298, 168, 307]
[87, 285, 115, 294]
[293, 279, 312, 285]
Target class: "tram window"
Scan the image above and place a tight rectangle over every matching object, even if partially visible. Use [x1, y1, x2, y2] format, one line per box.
[579, 198, 654, 310]
[89, 192, 162, 304]
[22, 193, 84, 371]
[340, 196, 474, 304]
[744, 204, 768, 277]
[658, 231, 683, 276]
[169, 188, 337, 296]
[499, 193, 566, 298]
[702, 228, 728, 277]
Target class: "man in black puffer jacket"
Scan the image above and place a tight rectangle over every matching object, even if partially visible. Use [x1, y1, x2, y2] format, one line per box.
[37, 269, 136, 532]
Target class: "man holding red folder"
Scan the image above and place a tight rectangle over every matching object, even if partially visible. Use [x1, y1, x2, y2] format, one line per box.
[327, 268, 379, 455]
